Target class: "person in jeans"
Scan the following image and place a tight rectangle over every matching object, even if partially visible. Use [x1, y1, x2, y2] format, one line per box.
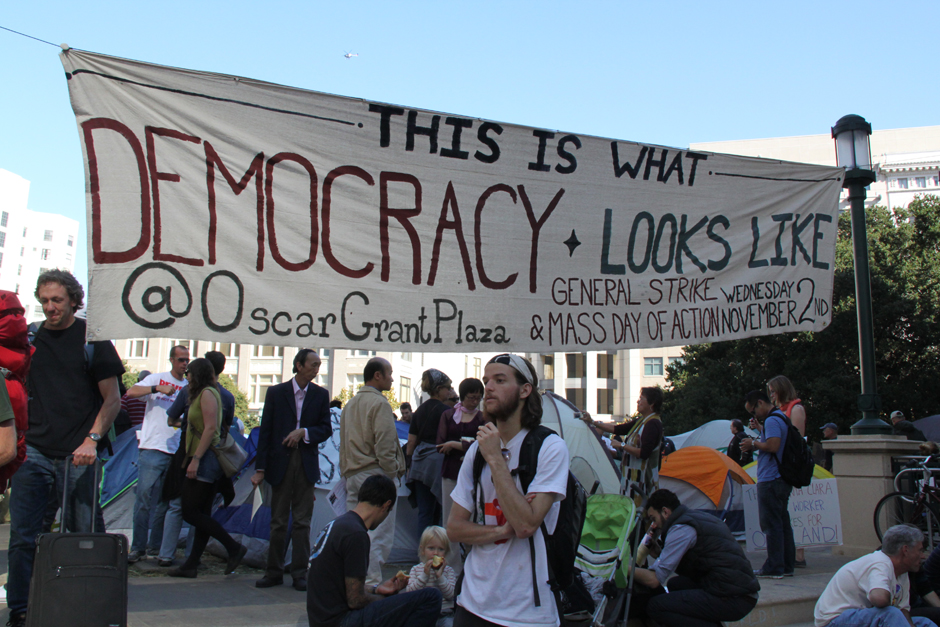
[7, 270, 124, 627]
[740, 389, 794, 579]
[815, 525, 935, 627]
[632, 489, 760, 627]
[124, 345, 189, 563]
[307, 473, 442, 627]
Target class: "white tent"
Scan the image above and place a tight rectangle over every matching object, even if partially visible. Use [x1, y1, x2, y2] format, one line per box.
[204, 391, 621, 567]
[541, 391, 621, 495]
[670, 420, 757, 452]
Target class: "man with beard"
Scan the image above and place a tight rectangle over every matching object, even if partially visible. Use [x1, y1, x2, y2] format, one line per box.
[447, 354, 569, 627]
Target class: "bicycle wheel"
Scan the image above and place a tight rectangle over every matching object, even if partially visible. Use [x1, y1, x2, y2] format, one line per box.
[874, 492, 940, 548]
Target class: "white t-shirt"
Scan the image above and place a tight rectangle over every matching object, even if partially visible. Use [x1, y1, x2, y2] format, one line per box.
[451, 428, 569, 627]
[815, 550, 909, 627]
[137, 372, 186, 454]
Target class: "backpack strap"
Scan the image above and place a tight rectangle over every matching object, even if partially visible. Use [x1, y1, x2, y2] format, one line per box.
[517, 426, 555, 608]
[470, 426, 558, 610]
[766, 409, 790, 468]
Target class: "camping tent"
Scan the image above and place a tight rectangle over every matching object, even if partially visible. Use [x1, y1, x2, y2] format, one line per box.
[669, 420, 758, 452]
[103, 392, 622, 567]
[741, 461, 835, 481]
[214, 392, 620, 565]
[541, 391, 621, 495]
[659, 446, 754, 531]
[913, 416, 940, 443]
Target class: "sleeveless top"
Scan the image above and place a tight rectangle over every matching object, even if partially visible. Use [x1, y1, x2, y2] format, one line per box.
[620, 412, 662, 508]
[185, 386, 222, 457]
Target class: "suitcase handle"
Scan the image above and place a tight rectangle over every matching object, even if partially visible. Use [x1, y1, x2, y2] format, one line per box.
[60, 456, 102, 533]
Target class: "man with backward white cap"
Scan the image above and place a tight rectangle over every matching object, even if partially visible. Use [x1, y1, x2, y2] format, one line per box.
[447, 353, 570, 627]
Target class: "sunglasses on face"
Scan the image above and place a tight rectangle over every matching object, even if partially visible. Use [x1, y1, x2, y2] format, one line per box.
[176, 357, 190, 363]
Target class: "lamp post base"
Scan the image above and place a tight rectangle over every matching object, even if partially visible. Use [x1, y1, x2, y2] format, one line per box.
[850, 417, 892, 435]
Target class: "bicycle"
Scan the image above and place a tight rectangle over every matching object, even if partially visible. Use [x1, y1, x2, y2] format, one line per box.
[874, 455, 940, 548]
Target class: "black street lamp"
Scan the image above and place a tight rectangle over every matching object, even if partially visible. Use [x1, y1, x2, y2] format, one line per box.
[832, 115, 891, 435]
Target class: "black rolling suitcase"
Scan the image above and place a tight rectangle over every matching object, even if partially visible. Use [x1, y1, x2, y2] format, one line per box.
[26, 458, 128, 627]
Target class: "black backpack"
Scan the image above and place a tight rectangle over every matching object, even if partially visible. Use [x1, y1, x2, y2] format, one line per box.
[471, 425, 588, 607]
[768, 410, 815, 488]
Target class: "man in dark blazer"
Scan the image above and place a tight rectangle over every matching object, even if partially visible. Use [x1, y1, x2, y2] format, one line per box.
[251, 349, 332, 591]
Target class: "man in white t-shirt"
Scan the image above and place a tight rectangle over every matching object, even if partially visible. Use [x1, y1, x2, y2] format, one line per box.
[815, 525, 936, 627]
[448, 354, 569, 627]
[124, 345, 189, 563]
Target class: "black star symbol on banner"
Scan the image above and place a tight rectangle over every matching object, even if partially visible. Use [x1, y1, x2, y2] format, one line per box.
[564, 230, 581, 257]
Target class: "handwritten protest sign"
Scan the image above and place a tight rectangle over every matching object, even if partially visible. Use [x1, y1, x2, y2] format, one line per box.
[743, 478, 842, 551]
[61, 49, 844, 349]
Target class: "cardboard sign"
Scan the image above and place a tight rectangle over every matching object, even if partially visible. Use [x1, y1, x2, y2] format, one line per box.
[62, 49, 843, 350]
[743, 478, 842, 550]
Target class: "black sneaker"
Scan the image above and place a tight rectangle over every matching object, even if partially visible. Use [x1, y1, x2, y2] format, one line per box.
[7, 612, 26, 627]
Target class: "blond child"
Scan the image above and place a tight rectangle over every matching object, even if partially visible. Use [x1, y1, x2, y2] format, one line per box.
[407, 526, 457, 627]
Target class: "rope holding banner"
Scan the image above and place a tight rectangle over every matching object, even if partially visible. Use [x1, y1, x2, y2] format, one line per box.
[0, 24, 60, 48]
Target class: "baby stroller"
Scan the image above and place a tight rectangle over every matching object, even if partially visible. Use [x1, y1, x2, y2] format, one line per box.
[574, 493, 643, 627]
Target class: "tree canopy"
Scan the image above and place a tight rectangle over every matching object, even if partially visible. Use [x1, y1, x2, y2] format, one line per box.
[663, 195, 940, 439]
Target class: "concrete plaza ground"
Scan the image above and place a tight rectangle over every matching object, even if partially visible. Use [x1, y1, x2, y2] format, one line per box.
[0, 522, 852, 627]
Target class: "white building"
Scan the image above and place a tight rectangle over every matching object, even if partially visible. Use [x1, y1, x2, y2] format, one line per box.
[116, 336, 501, 416]
[690, 125, 940, 212]
[0, 170, 80, 323]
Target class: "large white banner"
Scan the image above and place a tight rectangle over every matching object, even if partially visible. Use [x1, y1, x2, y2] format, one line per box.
[62, 49, 844, 350]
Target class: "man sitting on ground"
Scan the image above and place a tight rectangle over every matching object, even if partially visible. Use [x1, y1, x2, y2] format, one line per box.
[815, 524, 936, 627]
[307, 474, 441, 627]
[632, 489, 760, 627]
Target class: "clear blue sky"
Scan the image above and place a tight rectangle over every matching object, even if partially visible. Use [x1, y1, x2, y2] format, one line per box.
[2, 0, 936, 288]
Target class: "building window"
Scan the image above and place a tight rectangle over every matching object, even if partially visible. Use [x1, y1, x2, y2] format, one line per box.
[171, 339, 193, 352]
[17, 264, 21, 276]
[43, 230, 53, 242]
[346, 374, 364, 391]
[251, 374, 281, 404]
[914, 176, 927, 188]
[644, 357, 664, 376]
[930, 175, 939, 187]
[252, 345, 282, 357]
[19, 247, 23, 257]
[400, 377, 412, 404]
[565, 388, 585, 409]
[22, 228, 26, 237]
[68, 235, 74, 247]
[597, 389, 614, 415]
[542, 355, 554, 380]
[597, 353, 614, 378]
[566, 353, 585, 378]
[473, 357, 481, 379]
[897, 177, 909, 189]
[65, 253, 72, 264]
[0, 212, 7, 227]
[401, 352, 412, 361]
[33, 305, 42, 317]
[354, 350, 376, 357]
[211, 342, 240, 358]
[0, 232, 5, 248]
[40, 249, 50, 260]
[668, 357, 684, 367]
[127, 339, 149, 358]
